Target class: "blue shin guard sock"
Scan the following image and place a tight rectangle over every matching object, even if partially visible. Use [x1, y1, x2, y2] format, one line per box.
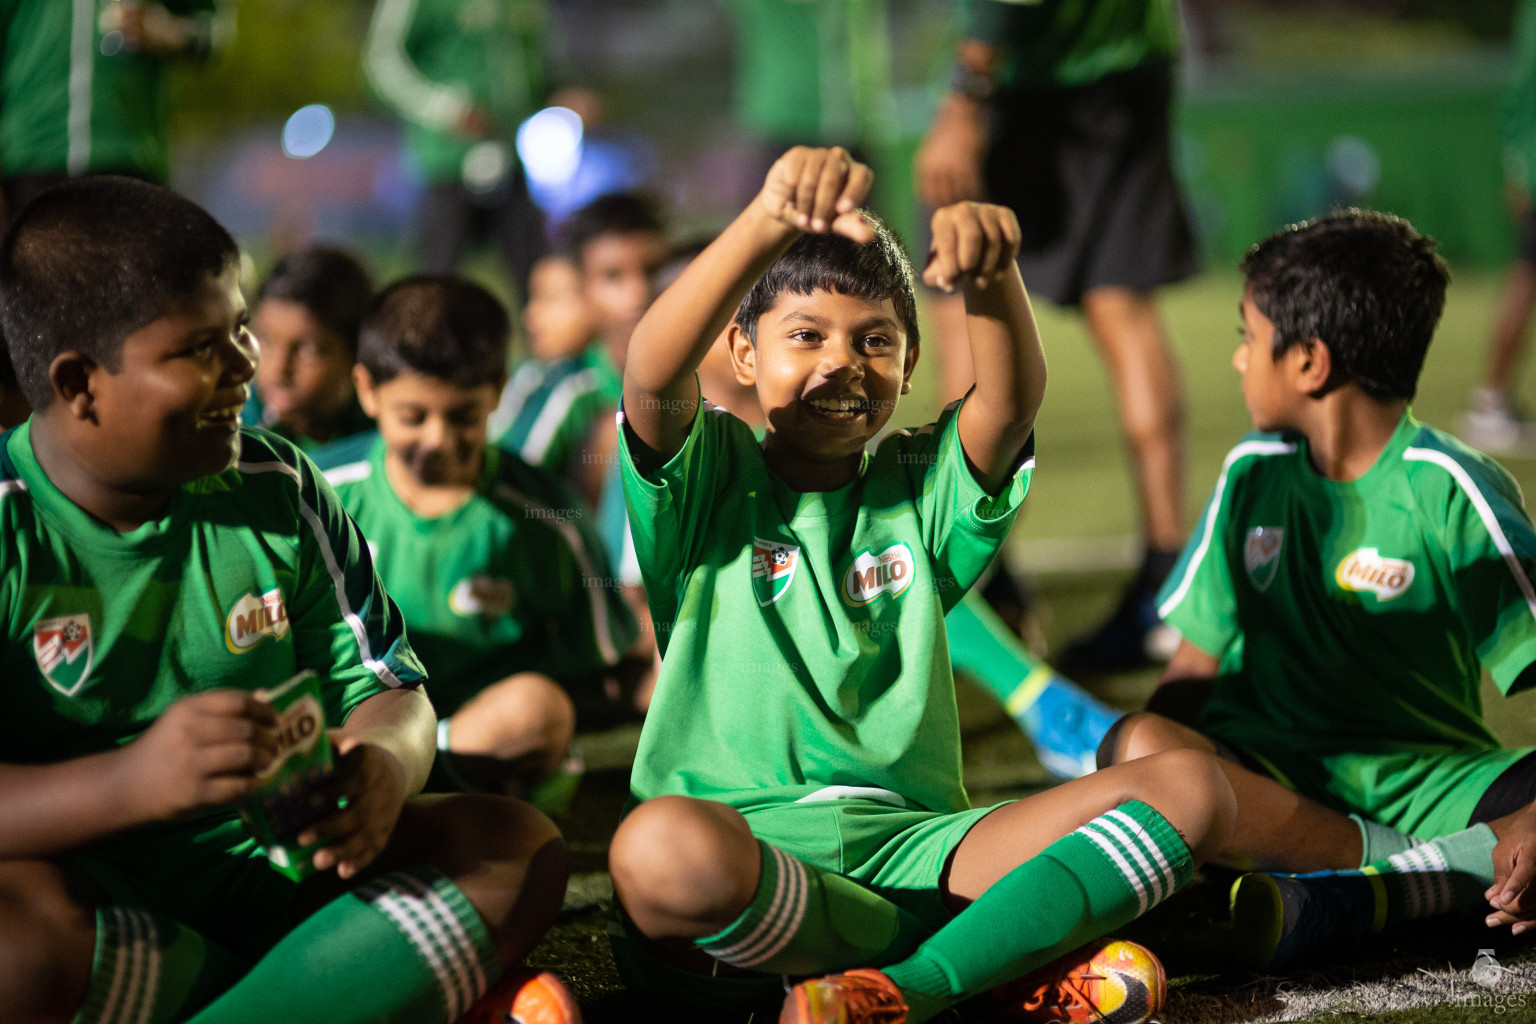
[946, 593, 1119, 779]
[696, 840, 932, 976]
[186, 865, 501, 1024]
[71, 907, 247, 1024]
[882, 800, 1193, 1023]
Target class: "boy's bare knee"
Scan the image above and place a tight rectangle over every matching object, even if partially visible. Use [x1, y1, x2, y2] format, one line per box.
[0, 863, 96, 1024]
[451, 673, 576, 766]
[1112, 711, 1213, 763]
[1140, 749, 1237, 863]
[610, 797, 758, 937]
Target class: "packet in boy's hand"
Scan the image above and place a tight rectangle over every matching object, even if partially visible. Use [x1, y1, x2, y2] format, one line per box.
[239, 670, 334, 880]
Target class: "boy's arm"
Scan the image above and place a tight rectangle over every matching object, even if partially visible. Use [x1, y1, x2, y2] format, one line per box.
[925, 203, 1046, 494]
[1161, 639, 1220, 684]
[623, 146, 873, 463]
[0, 690, 277, 859]
[299, 685, 435, 880]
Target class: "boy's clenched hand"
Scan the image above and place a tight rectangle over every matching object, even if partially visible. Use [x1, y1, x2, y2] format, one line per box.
[924, 201, 1021, 294]
[758, 146, 874, 243]
[118, 690, 279, 821]
[299, 735, 410, 880]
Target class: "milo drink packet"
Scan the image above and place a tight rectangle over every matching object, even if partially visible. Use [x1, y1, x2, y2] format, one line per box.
[240, 670, 334, 880]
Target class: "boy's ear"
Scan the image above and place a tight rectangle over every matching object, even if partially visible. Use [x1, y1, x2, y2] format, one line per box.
[901, 339, 920, 395]
[1293, 338, 1333, 396]
[727, 323, 756, 386]
[353, 364, 380, 418]
[48, 351, 96, 421]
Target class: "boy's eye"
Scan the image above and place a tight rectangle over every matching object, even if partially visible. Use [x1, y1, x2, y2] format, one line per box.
[862, 334, 892, 350]
[398, 411, 426, 427]
[789, 330, 819, 344]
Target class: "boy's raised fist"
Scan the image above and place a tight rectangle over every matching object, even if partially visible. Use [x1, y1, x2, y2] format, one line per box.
[925, 201, 1021, 293]
[759, 146, 874, 243]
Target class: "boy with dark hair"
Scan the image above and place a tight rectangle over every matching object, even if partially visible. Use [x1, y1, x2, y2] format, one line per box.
[315, 274, 637, 807]
[607, 147, 1237, 1024]
[1104, 209, 1536, 970]
[0, 178, 575, 1024]
[243, 244, 376, 450]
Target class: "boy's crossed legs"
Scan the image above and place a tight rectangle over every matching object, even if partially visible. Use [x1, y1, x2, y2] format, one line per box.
[610, 749, 1234, 1022]
[1105, 710, 1536, 967]
[0, 794, 566, 1024]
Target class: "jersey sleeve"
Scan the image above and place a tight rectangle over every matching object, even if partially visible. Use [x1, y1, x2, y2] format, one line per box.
[1422, 452, 1536, 695]
[885, 396, 1033, 614]
[616, 394, 738, 631]
[275, 444, 427, 724]
[1156, 449, 1249, 660]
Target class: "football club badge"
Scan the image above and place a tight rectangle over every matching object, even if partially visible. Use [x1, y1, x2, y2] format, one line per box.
[33, 614, 94, 696]
[1244, 526, 1284, 592]
[752, 538, 800, 607]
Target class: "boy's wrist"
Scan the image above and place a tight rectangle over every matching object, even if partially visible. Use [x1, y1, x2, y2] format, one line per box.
[745, 199, 804, 246]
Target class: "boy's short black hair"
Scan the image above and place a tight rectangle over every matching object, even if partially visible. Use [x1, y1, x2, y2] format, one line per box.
[734, 213, 920, 348]
[257, 245, 374, 352]
[1241, 209, 1449, 401]
[561, 192, 666, 267]
[358, 275, 509, 389]
[0, 176, 239, 410]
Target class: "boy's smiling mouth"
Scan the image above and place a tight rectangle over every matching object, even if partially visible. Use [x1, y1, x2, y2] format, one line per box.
[197, 391, 249, 430]
[802, 393, 871, 421]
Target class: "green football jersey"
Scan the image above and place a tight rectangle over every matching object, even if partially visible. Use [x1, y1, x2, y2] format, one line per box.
[1158, 412, 1536, 759]
[493, 344, 621, 479]
[0, 423, 424, 769]
[316, 433, 637, 717]
[968, 0, 1181, 91]
[619, 397, 1033, 814]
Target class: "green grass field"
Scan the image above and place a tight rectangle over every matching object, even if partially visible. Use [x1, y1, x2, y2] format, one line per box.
[522, 268, 1536, 1022]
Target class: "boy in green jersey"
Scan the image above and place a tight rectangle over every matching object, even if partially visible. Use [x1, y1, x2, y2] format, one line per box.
[315, 274, 638, 803]
[1104, 210, 1536, 970]
[242, 245, 376, 451]
[608, 146, 1238, 1024]
[0, 178, 575, 1024]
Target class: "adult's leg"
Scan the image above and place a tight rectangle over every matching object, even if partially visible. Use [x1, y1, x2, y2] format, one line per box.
[418, 183, 474, 274]
[1080, 287, 1185, 555]
[1106, 711, 1362, 871]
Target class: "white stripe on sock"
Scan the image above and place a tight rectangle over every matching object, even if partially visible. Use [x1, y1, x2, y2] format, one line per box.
[1105, 809, 1180, 905]
[388, 889, 472, 1019]
[739, 852, 809, 967]
[95, 909, 132, 1024]
[114, 908, 145, 1024]
[398, 872, 488, 1006]
[1088, 817, 1164, 907]
[361, 884, 464, 1020]
[1074, 825, 1148, 915]
[708, 845, 794, 964]
[721, 847, 805, 967]
[134, 913, 162, 1024]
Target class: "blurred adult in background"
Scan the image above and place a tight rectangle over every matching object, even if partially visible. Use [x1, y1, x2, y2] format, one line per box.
[917, 0, 1199, 675]
[0, 0, 231, 220]
[364, 0, 588, 304]
[1463, 0, 1536, 457]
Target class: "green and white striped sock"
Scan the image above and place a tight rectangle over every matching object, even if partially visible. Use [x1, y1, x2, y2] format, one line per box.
[187, 865, 501, 1024]
[71, 907, 246, 1024]
[696, 840, 931, 977]
[884, 800, 1193, 1023]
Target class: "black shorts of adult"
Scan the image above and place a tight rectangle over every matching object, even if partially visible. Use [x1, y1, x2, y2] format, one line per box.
[417, 160, 546, 304]
[982, 61, 1200, 308]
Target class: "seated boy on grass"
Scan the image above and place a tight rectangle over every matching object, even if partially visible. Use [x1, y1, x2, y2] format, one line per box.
[314, 275, 638, 807]
[606, 146, 1238, 1024]
[242, 244, 376, 451]
[0, 178, 574, 1024]
[1103, 210, 1536, 970]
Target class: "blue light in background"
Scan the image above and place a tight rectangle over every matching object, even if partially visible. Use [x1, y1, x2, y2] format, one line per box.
[516, 107, 584, 189]
[282, 104, 336, 160]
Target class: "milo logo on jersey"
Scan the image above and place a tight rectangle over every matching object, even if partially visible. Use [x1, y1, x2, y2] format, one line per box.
[33, 614, 93, 696]
[225, 589, 290, 653]
[843, 543, 916, 607]
[752, 538, 800, 606]
[449, 576, 515, 618]
[1335, 547, 1415, 601]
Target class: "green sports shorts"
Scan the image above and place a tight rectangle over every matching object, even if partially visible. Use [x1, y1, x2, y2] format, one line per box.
[609, 796, 1007, 1011]
[1221, 738, 1536, 840]
[69, 813, 301, 960]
